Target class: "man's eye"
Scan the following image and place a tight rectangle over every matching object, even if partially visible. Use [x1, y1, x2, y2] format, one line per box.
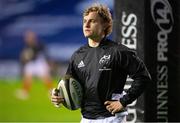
[91, 20, 96, 23]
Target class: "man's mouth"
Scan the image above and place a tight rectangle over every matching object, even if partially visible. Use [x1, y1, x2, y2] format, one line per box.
[85, 30, 90, 32]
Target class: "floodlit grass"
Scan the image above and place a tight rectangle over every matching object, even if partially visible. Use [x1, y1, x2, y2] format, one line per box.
[0, 79, 81, 122]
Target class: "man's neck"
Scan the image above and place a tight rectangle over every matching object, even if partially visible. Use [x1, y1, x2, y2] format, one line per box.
[88, 36, 104, 47]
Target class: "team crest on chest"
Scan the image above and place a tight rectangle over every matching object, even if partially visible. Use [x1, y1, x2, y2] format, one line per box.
[99, 55, 111, 65]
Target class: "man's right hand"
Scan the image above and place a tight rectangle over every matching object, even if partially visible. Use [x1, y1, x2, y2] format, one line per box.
[51, 88, 64, 107]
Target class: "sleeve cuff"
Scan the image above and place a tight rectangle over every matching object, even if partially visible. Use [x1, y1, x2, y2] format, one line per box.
[119, 98, 127, 107]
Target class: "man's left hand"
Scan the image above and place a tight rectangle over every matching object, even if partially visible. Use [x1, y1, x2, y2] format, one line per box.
[104, 100, 124, 115]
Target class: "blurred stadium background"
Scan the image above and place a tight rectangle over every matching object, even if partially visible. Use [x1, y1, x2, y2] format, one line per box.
[0, 0, 180, 122]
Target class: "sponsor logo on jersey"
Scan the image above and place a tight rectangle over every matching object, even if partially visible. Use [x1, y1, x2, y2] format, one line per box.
[78, 60, 85, 68]
[99, 55, 111, 71]
[99, 55, 111, 65]
[99, 66, 112, 71]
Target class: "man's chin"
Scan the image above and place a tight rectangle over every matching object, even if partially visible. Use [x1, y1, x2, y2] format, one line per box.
[84, 35, 91, 38]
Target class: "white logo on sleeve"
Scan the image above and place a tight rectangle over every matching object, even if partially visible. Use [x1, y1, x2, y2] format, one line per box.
[78, 60, 85, 68]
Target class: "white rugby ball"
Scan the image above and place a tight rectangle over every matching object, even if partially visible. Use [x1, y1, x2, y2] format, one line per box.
[57, 77, 83, 110]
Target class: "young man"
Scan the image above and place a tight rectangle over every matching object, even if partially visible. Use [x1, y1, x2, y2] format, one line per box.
[51, 4, 151, 123]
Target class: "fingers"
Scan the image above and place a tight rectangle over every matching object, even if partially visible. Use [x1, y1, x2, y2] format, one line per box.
[106, 105, 113, 114]
[51, 95, 64, 107]
[51, 88, 59, 96]
[104, 100, 123, 115]
[51, 95, 64, 103]
[105, 101, 114, 114]
[111, 108, 119, 115]
[104, 101, 111, 105]
[51, 88, 64, 106]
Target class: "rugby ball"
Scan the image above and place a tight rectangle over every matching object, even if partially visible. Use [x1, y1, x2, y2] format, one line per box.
[57, 76, 83, 110]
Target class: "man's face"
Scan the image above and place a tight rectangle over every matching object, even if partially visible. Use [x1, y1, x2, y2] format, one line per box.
[83, 12, 105, 39]
[24, 31, 37, 46]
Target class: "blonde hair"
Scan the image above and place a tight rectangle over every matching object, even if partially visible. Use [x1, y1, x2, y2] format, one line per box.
[83, 4, 113, 36]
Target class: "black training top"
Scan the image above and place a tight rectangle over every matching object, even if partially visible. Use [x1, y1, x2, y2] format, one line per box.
[66, 38, 151, 119]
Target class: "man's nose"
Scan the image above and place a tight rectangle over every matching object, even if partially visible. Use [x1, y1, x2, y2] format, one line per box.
[85, 21, 90, 28]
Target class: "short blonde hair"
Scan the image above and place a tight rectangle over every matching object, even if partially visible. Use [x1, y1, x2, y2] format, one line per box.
[83, 4, 113, 36]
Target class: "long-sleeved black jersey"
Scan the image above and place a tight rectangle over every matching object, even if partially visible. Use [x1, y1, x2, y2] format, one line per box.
[66, 38, 151, 119]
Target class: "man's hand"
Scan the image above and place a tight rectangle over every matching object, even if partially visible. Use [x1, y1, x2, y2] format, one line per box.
[104, 100, 124, 115]
[51, 88, 64, 107]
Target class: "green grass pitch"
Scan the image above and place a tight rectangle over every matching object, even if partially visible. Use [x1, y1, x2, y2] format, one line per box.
[0, 79, 81, 122]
